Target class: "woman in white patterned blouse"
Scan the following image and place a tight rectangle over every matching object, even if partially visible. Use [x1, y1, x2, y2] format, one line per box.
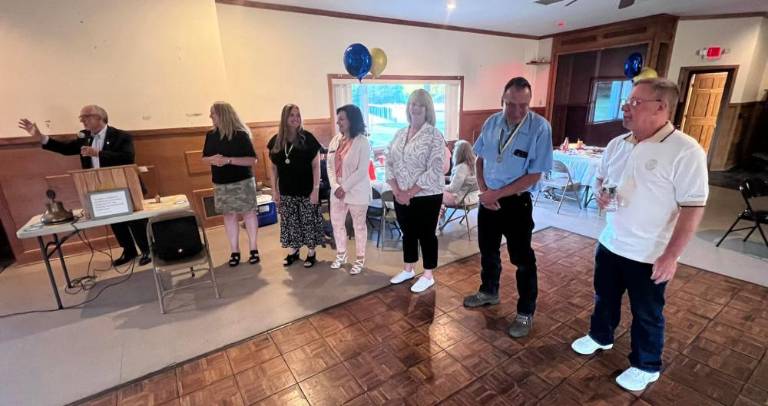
[386, 89, 446, 293]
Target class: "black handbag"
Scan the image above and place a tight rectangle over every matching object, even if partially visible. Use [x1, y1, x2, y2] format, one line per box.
[151, 216, 204, 261]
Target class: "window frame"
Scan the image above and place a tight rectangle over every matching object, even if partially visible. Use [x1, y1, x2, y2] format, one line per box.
[587, 76, 633, 125]
[327, 74, 464, 147]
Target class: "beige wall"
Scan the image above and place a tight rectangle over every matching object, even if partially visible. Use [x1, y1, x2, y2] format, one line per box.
[0, 1, 550, 139]
[0, 0, 230, 138]
[668, 17, 768, 103]
[215, 4, 548, 122]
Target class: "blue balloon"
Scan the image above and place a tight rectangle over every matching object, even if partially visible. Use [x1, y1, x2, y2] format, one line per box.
[624, 52, 643, 79]
[343, 43, 372, 81]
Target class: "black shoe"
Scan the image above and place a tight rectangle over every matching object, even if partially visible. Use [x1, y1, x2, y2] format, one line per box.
[228, 252, 241, 267]
[113, 252, 137, 267]
[303, 254, 317, 268]
[138, 253, 152, 266]
[283, 252, 300, 266]
[248, 250, 260, 264]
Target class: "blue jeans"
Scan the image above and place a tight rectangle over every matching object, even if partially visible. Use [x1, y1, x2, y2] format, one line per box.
[589, 244, 666, 372]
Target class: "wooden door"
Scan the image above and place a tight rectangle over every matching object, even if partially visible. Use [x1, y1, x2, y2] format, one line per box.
[681, 72, 727, 152]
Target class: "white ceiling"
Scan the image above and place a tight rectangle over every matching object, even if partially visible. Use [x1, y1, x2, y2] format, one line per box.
[252, 0, 768, 37]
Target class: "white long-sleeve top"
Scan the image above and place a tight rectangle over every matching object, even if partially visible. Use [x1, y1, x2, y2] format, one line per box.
[326, 133, 373, 205]
[445, 162, 478, 202]
[385, 123, 445, 197]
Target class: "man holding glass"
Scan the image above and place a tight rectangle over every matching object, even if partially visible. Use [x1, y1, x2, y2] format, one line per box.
[18, 105, 151, 267]
[570, 78, 708, 391]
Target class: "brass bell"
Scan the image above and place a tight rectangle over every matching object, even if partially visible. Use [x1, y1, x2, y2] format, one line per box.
[41, 189, 74, 224]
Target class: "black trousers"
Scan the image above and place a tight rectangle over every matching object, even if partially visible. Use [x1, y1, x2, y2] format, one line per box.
[394, 194, 442, 270]
[111, 219, 149, 256]
[478, 192, 538, 315]
[589, 244, 667, 372]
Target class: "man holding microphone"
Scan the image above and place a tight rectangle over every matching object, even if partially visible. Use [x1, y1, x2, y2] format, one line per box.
[19, 105, 151, 266]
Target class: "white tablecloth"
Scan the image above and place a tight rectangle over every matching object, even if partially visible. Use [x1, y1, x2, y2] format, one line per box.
[552, 150, 602, 187]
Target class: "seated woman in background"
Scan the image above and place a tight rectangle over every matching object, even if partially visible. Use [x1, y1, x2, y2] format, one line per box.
[202, 101, 260, 267]
[442, 139, 479, 209]
[267, 104, 325, 268]
[327, 104, 372, 275]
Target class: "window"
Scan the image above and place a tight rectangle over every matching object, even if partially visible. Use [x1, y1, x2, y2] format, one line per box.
[331, 77, 462, 151]
[589, 78, 633, 123]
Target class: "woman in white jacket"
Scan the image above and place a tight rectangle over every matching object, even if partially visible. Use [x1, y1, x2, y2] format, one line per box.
[327, 104, 373, 274]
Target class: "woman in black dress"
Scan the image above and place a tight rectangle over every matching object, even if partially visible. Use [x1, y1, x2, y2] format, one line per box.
[268, 104, 325, 267]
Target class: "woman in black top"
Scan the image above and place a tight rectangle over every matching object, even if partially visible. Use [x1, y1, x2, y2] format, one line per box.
[203, 102, 260, 266]
[268, 104, 324, 267]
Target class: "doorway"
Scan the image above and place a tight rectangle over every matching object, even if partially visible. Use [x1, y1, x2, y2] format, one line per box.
[675, 66, 738, 164]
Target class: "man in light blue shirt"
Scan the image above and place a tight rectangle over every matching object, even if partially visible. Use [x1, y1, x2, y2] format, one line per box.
[463, 77, 553, 338]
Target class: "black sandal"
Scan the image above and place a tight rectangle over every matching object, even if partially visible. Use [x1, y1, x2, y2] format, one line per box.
[303, 253, 317, 268]
[283, 252, 300, 266]
[228, 252, 241, 267]
[248, 250, 260, 264]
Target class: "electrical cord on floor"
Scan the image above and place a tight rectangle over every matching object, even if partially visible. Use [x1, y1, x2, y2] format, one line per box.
[0, 219, 139, 318]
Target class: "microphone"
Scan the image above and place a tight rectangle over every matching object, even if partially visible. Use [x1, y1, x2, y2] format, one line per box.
[78, 131, 94, 157]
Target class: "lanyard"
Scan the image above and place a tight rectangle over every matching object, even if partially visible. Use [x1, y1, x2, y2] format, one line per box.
[497, 114, 527, 161]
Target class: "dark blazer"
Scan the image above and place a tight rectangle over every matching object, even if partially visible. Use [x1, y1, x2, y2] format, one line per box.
[42, 126, 135, 169]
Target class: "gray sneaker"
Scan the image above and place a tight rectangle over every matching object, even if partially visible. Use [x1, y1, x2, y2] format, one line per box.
[508, 314, 533, 338]
[463, 291, 500, 308]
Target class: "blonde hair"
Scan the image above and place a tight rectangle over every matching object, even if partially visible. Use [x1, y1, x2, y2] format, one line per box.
[212, 101, 251, 140]
[452, 140, 476, 174]
[406, 89, 436, 126]
[272, 104, 305, 154]
[634, 78, 680, 111]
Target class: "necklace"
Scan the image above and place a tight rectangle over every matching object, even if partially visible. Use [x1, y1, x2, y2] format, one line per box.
[284, 144, 295, 164]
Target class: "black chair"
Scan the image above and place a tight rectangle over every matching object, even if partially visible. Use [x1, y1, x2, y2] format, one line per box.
[716, 178, 768, 248]
[366, 187, 400, 248]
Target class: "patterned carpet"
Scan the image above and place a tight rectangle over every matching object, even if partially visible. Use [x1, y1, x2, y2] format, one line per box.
[75, 228, 768, 406]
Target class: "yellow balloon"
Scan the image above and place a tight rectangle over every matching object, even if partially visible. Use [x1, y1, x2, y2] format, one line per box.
[370, 48, 387, 78]
[633, 67, 658, 83]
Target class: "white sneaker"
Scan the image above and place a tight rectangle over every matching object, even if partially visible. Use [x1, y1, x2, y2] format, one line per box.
[410, 276, 435, 293]
[571, 335, 613, 355]
[390, 270, 415, 284]
[330, 252, 347, 269]
[615, 367, 660, 391]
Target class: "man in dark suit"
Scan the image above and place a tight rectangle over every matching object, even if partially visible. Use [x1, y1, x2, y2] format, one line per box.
[19, 105, 151, 266]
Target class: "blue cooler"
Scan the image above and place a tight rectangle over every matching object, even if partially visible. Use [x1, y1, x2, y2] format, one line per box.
[256, 195, 277, 227]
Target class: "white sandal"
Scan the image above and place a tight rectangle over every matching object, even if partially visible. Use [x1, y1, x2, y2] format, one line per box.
[330, 252, 347, 269]
[349, 258, 365, 275]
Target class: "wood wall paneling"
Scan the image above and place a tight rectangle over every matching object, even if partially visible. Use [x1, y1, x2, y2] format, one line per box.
[547, 14, 678, 140]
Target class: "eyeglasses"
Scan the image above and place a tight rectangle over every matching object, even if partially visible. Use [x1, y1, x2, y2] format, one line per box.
[78, 114, 99, 120]
[623, 98, 662, 108]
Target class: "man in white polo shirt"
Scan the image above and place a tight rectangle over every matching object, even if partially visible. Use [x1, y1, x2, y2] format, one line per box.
[570, 78, 708, 391]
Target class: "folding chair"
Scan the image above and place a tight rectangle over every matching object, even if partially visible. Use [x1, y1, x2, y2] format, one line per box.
[716, 178, 768, 248]
[146, 210, 220, 314]
[366, 188, 401, 248]
[439, 189, 480, 240]
[535, 160, 582, 214]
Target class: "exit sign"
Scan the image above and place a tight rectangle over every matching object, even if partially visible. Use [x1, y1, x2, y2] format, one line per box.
[697, 47, 728, 60]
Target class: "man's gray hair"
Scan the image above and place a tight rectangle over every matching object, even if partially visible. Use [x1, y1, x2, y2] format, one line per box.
[84, 104, 109, 124]
[634, 78, 680, 110]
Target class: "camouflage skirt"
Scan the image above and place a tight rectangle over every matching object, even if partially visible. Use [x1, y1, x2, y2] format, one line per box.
[213, 177, 259, 214]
